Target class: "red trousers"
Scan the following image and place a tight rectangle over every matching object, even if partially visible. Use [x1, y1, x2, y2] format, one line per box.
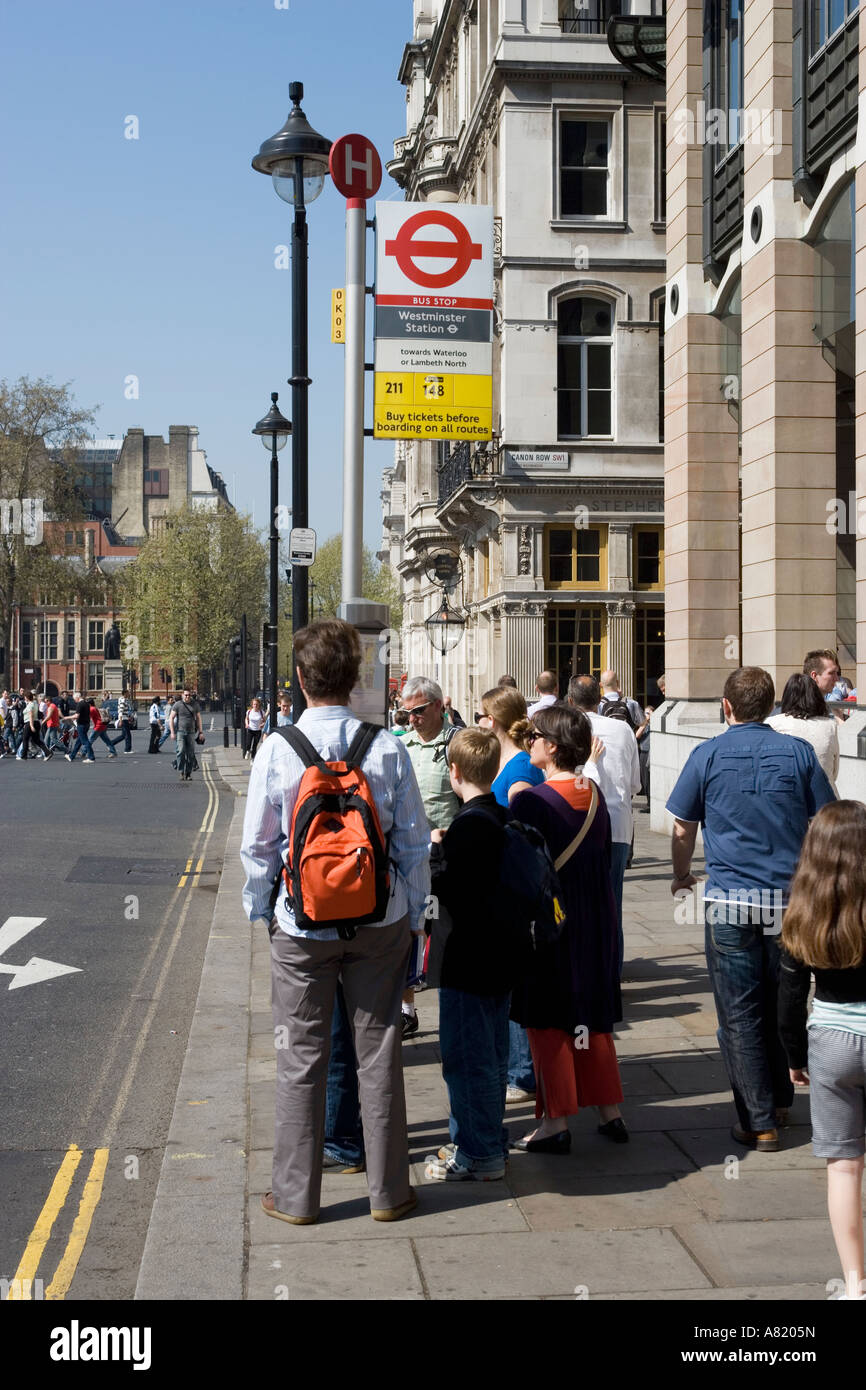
[527, 1028, 623, 1120]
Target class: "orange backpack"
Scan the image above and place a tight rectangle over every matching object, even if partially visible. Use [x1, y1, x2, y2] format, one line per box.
[275, 723, 390, 940]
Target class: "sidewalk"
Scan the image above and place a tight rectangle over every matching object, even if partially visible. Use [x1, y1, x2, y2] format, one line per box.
[137, 745, 841, 1302]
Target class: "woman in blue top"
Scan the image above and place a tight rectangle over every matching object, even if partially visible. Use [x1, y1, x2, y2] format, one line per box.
[479, 686, 545, 807]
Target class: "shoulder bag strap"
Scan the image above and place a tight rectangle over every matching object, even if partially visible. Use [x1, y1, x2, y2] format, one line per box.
[554, 781, 599, 873]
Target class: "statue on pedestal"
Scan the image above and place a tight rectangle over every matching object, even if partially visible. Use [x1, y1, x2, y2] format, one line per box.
[104, 623, 121, 660]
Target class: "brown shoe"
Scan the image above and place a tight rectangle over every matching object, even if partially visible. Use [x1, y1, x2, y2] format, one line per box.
[370, 1186, 418, 1222]
[261, 1191, 317, 1225]
[731, 1125, 780, 1152]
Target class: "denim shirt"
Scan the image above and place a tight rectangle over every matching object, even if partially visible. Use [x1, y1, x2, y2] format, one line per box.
[240, 705, 431, 939]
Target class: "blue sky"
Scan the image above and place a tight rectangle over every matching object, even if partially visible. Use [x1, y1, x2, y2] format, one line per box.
[1, 0, 410, 552]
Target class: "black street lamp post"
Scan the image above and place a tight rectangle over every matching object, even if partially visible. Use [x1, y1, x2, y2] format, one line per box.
[252, 81, 331, 723]
[252, 393, 291, 731]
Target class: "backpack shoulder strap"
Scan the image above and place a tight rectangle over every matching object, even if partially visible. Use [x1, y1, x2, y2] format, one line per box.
[345, 721, 381, 770]
[274, 724, 326, 769]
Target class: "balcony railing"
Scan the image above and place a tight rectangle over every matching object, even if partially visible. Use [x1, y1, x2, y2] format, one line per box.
[560, 0, 664, 33]
[437, 441, 501, 507]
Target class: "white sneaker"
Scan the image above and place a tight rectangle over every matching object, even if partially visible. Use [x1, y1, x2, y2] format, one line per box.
[506, 1086, 536, 1104]
[424, 1154, 505, 1182]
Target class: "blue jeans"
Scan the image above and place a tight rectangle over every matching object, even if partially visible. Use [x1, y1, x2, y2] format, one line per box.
[91, 729, 117, 755]
[68, 728, 95, 761]
[507, 1020, 536, 1091]
[610, 839, 630, 977]
[110, 719, 132, 752]
[158, 727, 171, 747]
[440, 988, 510, 1168]
[323, 982, 365, 1166]
[175, 730, 196, 775]
[704, 902, 794, 1133]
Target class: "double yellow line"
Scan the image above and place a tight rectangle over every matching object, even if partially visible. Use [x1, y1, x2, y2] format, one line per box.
[8, 757, 222, 1300]
[6, 1145, 108, 1300]
[178, 759, 219, 888]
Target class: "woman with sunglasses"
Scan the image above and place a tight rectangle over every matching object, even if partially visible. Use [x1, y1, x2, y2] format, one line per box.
[509, 703, 627, 1152]
[477, 686, 545, 807]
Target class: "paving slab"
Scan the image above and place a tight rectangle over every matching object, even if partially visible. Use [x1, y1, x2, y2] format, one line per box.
[414, 1228, 711, 1299]
[247, 1181, 530, 1242]
[649, 1056, 731, 1094]
[676, 1167, 831, 1223]
[247, 1239, 425, 1300]
[671, 1127, 825, 1171]
[612, 1033, 705, 1057]
[504, 1129, 696, 1183]
[619, 1061, 677, 1097]
[573, 1283, 825, 1301]
[673, 1218, 841, 1289]
[515, 1172, 705, 1231]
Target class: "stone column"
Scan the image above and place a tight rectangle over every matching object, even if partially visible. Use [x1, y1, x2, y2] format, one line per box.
[503, 601, 545, 694]
[664, 0, 741, 698]
[536, 0, 562, 37]
[856, 9, 866, 697]
[502, 0, 527, 32]
[740, 0, 836, 686]
[607, 523, 632, 589]
[606, 600, 636, 697]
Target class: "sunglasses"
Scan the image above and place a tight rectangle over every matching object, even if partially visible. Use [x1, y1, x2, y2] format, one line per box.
[474, 711, 490, 723]
[404, 702, 433, 718]
[527, 729, 545, 746]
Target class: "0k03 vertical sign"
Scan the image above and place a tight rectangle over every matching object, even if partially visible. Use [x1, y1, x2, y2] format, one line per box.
[373, 203, 494, 440]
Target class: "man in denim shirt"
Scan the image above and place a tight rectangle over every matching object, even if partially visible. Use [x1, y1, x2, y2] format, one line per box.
[667, 667, 835, 1152]
[241, 619, 430, 1226]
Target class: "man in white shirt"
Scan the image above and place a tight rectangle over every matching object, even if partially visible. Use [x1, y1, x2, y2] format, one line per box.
[527, 670, 558, 721]
[568, 675, 641, 977]
[148, 696, 163, 753]
[599, 669, 643, 731]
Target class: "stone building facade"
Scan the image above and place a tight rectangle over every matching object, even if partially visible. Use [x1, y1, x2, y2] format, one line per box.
[652, 0, 866, 825]
[381, 0, 666, 710]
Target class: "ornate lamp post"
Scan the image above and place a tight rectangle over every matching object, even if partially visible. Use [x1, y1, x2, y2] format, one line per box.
[252, 82, 331, 721]
[252, 393, 291, 730]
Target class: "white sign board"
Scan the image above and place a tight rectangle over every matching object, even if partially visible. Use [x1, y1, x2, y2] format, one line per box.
[374, 203, 494, 441]
[506, 451, 570, 471]
[289, 527, 316, 566]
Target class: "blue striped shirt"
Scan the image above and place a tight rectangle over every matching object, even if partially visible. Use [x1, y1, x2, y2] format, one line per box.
[240, 705, 431, 939]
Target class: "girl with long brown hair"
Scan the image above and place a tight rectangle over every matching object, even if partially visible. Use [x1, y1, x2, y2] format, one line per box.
[779, 801, 866, 1300]
[478, 686, 544, 806]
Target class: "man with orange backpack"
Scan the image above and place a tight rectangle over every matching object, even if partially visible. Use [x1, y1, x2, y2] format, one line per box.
[240, 619, 430, 1227]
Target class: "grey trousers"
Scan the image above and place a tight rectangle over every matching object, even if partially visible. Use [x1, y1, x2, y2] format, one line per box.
[269, 915, 411, 1219]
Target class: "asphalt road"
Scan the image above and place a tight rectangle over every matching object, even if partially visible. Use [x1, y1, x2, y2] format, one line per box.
[0, 730, 234, 1301]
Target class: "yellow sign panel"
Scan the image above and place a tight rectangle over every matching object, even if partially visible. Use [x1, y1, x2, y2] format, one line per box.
[331, 288, 345, 344]
[373, 371, 492, 439]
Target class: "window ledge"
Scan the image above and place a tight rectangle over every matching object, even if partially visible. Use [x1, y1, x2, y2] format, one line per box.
[650, 220, 666, 233]
[551, 219, 627, 233]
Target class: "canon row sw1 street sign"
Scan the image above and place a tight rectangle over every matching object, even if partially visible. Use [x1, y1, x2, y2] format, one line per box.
[373, 202, 494, 441]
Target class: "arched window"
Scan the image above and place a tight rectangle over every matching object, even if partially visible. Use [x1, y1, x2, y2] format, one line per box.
[556, 297, 613, 439]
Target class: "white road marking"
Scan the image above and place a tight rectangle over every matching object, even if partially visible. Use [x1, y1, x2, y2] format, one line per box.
[0, 916, 81, 991]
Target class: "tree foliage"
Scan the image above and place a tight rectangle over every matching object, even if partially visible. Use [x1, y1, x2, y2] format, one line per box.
[0, 377, 100, 659]
[307, 534, 403, 628]
[118, 505, 268, 677]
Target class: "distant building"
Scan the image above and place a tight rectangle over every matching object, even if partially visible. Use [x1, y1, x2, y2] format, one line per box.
[10, 426, 231, 699]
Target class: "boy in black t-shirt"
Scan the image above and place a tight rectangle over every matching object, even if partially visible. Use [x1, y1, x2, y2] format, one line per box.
[424, 727, 517, 1183]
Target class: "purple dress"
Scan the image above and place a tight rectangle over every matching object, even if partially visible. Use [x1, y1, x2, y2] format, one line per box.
[509, 779, 621, 1035]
